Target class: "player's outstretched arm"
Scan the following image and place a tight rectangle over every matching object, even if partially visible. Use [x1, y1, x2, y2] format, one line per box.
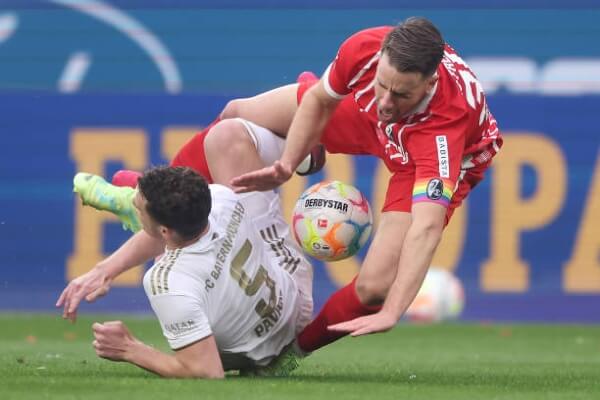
[330, 202, 446, 336]
[229, 160, 293, 193]
[231, 79, 339, 192]
[93, 321, 225, 379]
[56, 230, 165, 322]
[328, 311, 399, 336]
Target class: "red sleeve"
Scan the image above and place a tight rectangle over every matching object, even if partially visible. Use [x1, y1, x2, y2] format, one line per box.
[324, 27, 391, 99]
[407, 116, 467, 208]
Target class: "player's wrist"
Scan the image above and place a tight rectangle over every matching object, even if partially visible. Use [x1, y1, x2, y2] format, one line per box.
[94, 260, 122, 281]
[122, 337, 145, 363]
[278, 158, 295, 174]
[381, 302, 403, 322]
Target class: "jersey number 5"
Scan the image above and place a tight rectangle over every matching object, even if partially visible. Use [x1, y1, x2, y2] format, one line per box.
[230, 240, 278, 319]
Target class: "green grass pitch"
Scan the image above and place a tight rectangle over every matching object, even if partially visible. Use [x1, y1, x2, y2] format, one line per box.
[1, 313, 599, 399]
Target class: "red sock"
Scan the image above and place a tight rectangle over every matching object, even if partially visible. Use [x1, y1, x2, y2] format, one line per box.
[297, 277, 381, 352]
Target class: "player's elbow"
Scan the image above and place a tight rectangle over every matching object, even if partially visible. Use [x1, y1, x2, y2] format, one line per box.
[303, 80, 340, 113]
[177, 364, 225, 380]
[196, 369, 225, 380]
[168, 356, 225, 379]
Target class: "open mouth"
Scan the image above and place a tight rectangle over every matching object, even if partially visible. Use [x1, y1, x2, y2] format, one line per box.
[378, 108, 395, 121]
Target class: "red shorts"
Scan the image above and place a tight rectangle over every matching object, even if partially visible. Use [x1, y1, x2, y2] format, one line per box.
[379, 157, 490, 225]
[169, 118, 221, 183]
[298, 80, 490, 224]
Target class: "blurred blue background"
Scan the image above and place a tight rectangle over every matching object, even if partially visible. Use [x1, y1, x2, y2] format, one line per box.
[0, 0, 599, 322]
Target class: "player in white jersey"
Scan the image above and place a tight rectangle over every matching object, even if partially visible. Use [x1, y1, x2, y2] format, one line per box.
[57, 119, 313, 378]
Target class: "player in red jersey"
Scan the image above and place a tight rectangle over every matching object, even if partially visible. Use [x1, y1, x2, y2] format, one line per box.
[230, 17, 502, 346]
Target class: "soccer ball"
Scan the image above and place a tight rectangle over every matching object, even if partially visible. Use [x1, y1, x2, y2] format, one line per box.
[405, 267, 465, 322]
[292, 180, 373, 262]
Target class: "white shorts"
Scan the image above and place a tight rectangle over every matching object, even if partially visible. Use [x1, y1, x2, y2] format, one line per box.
[292, 254, 314, 334]
[236, 118, 286, 167]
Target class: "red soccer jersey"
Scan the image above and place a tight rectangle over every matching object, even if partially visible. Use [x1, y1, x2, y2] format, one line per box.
[322, 26, 502, 209]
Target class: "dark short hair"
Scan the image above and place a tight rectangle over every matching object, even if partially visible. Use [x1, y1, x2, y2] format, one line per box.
[138, 166, 211, 240]
[381, 17, 445, 77]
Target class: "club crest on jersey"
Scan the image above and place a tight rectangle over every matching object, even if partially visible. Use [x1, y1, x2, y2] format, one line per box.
[426, 178, 444, 200]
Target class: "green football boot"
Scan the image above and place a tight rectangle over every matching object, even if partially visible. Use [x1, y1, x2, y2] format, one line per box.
[73, 172, 141, 233]
[240, 342, 304, 378]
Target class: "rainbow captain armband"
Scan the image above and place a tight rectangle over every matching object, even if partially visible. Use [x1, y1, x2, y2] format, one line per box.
[412, 178, 454, 207]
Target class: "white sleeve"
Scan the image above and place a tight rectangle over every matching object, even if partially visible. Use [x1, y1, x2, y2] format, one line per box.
[322, 63, 347, 100]
[148, 293, 212, 350]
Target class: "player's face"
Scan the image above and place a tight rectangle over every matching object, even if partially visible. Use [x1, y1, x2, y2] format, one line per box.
[133, 191, 162, 238]
[374, 52, 437, 123]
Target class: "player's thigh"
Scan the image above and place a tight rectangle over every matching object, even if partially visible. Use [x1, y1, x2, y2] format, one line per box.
[204, 119, 267, 185]
[355, 211, 412, 305]
[170, 119, 222, 182]
[221, 84, 299, 138]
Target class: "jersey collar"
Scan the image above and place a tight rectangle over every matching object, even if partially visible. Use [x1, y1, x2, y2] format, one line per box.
[175, 215, 221, 254]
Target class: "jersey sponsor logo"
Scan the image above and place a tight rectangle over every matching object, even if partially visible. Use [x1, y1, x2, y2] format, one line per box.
[436, 135, 450, 178]
[304, 198, 349, 213]
[426, 178, 444, 201]
[164, 319, 197, 336]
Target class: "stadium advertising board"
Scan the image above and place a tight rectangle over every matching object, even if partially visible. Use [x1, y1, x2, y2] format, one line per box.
[0, 93, 598, 322]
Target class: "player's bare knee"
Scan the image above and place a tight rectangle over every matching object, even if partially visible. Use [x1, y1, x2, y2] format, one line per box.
[204, 119, 254, 157]
[355, 279, 387, 306]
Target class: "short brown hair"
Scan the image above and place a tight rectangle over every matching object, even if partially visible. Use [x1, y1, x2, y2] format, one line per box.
[138, 166, 211, 240]
[381, 17, 445, 77]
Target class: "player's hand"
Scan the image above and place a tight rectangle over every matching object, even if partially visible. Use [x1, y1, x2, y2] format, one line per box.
[92, 321, 138, 362]
[230, 160, 293, 193]
[56, 267, 113, 323]
[328, 310, 398, 336]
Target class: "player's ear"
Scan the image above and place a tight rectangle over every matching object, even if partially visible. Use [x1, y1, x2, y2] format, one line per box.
[156, 225, 169, 239]
[160, 226, 181, 243]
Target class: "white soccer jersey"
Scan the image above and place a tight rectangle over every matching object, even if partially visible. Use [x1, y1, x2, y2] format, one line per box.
[143, 184, 312, 370]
